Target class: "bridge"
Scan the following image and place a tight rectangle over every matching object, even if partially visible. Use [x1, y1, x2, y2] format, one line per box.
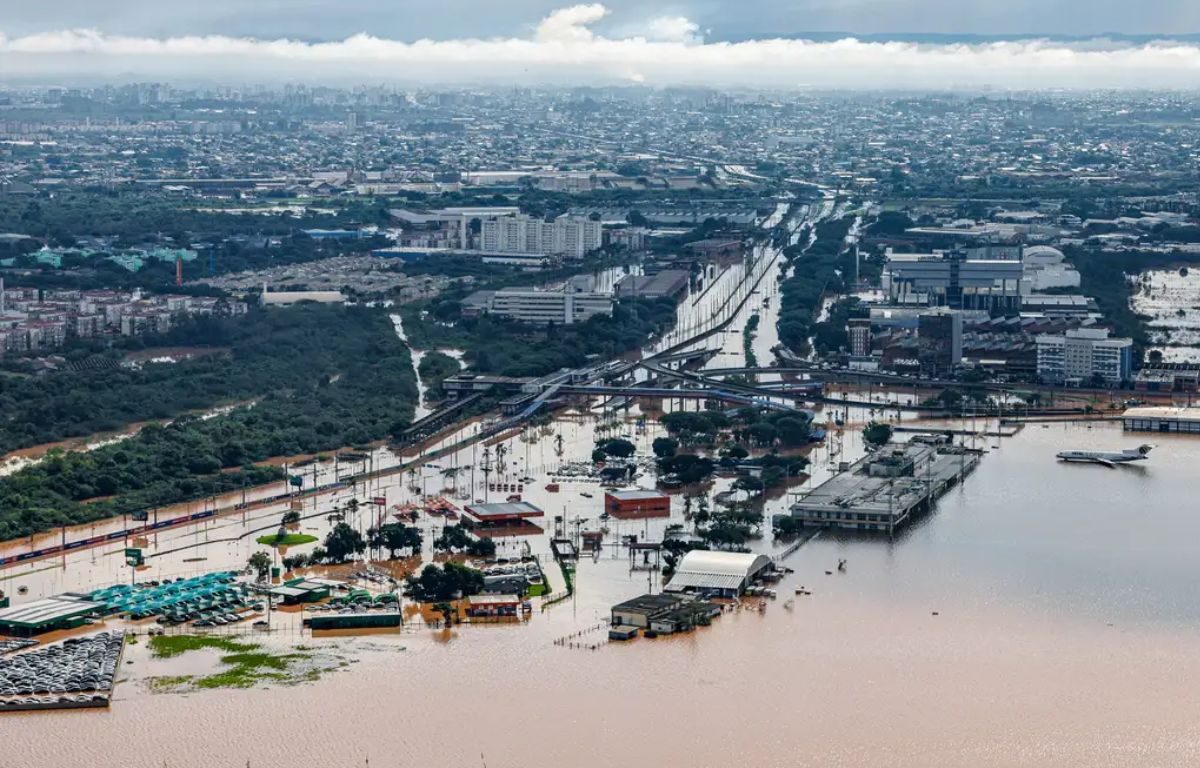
[558, 384, 809, 414]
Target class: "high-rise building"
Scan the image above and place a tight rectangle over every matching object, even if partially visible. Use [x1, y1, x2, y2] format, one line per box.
[849, 318, 873, 358]
[480, 214, 602, 258]
[917, 311, 963, 375]
[1036, 328, 1133, 384]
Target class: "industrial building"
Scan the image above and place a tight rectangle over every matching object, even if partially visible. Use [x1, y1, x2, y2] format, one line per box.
[614, 270, 690, 300]
[604, 489, 671, 519]
[464, 287, 614, 325]
[882, 249, 1026, 312]
[1036, 328, 1133, 385]
[304, 611, 401, 630]
[462, 501, 545, 536]
[1122, 406, 1200, 434]
[267, 579, 332, 606]
[664, 550, 774, 598]
[0, 596, 105, 636]
[788, 439, 979, 534]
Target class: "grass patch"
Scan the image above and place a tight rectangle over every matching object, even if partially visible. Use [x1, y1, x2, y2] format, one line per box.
[526, 583, 549, 598]
[194, 651, 311, 689]
[149, 635, 255, 659]
[148, 675, 194, 691]
[146, 634, 332, 691]
[255, 533, 318, 547]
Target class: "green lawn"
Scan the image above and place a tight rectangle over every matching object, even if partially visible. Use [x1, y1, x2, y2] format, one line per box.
[255, 533, 318, 547]
[147, 635, 319, 690]
[526, 583, 549, 598]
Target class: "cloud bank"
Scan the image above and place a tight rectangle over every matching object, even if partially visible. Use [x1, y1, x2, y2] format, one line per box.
[3, 3, 1200, 88]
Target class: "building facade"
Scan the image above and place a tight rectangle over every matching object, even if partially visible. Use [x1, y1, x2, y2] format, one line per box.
[883, 250, 1027, 312]
[1036, 328, 1133, 384]
[485, 288, 613, 325]
[917, 311, 963, 375]
[481, 214, 602, 258]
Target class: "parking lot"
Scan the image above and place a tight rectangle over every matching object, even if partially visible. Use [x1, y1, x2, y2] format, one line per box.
[0, 632, 122, 711]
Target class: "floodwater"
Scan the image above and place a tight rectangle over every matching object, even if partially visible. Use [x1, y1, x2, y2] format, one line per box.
[7, 232, 1200, 765]
[9, 420, 1200, 767]
[1132, 268, 1200, 362]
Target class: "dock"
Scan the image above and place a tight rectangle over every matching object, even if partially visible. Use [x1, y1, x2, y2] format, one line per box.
[788, 437, 980, 535]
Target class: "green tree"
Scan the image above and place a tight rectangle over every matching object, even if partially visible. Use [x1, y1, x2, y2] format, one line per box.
[323, 522, 366, 563]
[652, 437, 678, 458]
[863, 421, 893, 447]
[602, 438, 636, 458]
[247, 551, 272, 580]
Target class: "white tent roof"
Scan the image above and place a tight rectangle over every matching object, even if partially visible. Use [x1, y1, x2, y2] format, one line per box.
[665, 550, 772, 592]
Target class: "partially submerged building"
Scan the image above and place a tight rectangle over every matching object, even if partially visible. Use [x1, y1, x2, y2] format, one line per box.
[663, 550, 774, 598]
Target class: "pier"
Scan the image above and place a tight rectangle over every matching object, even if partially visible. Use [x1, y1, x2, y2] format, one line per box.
[788, 438, 980, 535]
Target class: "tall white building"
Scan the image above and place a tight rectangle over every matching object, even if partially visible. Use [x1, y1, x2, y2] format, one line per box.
[481, 214, 602, 258]
[1036, 328, 1133, 385]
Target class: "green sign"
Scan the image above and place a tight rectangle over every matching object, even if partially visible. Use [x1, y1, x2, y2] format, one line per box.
[125, 547, 144, 567]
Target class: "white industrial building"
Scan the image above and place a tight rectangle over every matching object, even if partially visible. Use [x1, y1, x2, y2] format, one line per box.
[664, 550, 773, 598]
[481, 287, 613, 325]
[1022, 246, 1081, 290]
[882, 249, 1027, 312]
[1036, 328, 1133, 384]
[1122, 406, 1200, 434]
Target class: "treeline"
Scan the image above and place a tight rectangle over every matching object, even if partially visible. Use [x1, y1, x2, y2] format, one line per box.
[402, 297, 678, 378]
[0, 422, 286, 541]
[0, 192, 390, 245]
[776, 216, 858, 356]
[0, 304, 414, 453]
[0, 305, 418, 540]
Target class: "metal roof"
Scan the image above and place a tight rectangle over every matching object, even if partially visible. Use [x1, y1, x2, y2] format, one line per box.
[0, 596, 105, 628]
[1123, 406, 1200, 422]
[664, 551, 772, 592]
[465, 501, 543, 520]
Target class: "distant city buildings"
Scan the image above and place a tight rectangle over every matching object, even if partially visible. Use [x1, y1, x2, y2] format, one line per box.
[1036, 328, 1133, 385]
[0, 283, 246, 357]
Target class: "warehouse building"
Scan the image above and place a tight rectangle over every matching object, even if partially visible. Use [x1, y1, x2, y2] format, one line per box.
[610, 594, 689, 628]
[1122, 406, 1200, 434]
[604, 489, 671, 519]
[0, 595, 105, 637]
[463, 501, 545, 536]
[663, 551, 773, 598]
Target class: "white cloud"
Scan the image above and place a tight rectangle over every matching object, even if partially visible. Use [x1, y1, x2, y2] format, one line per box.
[643, 16, 702, 43]
[3, 5, 1200, 88]
[534, 4, 609, 43]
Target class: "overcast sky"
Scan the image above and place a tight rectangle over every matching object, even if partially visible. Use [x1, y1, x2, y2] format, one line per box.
[2, 2, 1200, 88]
[4, 0, 1200, 38]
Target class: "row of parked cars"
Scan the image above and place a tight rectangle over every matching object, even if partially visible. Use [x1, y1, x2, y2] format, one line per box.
[0, 632, 121, 700]
[0, 639, 38, 655]
[155, 601, 264, 628]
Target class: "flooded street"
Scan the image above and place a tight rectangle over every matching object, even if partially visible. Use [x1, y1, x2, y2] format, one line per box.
[7, 236, 1200, 767]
